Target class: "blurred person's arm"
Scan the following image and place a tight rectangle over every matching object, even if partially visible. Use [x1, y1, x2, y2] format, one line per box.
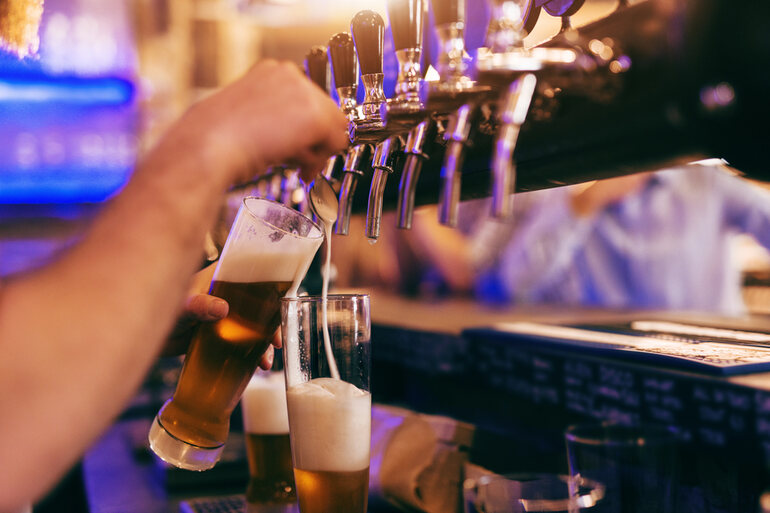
[716, 165, 770, 248]
[0, 60, 347, 512]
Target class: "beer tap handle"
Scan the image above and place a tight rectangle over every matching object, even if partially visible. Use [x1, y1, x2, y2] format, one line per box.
[305, 46, 331, 95]
[490, 73, 537, 219]
[429, 0, 468, 86]
[351, 10, 387, 133]
[328, 32, 359, 120]
[351, 10, 385, 76]
[386, 0, 426, 102]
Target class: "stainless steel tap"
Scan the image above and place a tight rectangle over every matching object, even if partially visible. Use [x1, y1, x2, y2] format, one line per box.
[438, 103, 473, 227]
[305, 46, 342, 187]
[428, 0, 492, 227]
[366, 135, 402, 240]
[396, 119, 432, 229]
[328, 31, 369, 235]
[349, 10, 406, 241]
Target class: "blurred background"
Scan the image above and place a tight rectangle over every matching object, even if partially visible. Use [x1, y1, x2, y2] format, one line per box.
[1, 0, 769, 312]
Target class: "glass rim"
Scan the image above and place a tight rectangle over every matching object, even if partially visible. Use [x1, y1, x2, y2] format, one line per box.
[242, 196, 323, 241]
[565, 422, 679, 447]
[468, 473, 605, 510]
[281, 293, 370, 304]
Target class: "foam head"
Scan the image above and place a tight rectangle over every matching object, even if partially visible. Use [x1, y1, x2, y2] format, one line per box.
[214, 198, 323, 284]
[241, 372, 290, 434]
[286, 378, 371, 472]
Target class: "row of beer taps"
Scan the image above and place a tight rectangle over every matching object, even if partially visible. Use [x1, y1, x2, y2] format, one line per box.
[255, 0, 632, 242]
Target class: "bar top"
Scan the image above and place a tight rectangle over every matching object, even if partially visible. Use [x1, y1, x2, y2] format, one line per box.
[365, 288, 770, 389]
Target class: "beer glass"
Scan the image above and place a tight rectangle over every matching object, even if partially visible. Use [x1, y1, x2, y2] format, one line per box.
[281, 294, 371, 513]
[565, 423, 680, 513]
[463, 473, 604, 513]
[149, 197, 323, 471]
[241, 371, 295, 503]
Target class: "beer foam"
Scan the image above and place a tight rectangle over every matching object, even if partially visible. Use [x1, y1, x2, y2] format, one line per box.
[241, 372, 290, 434]
[287, 378, 371, 472]
[214, 249, 314, 284]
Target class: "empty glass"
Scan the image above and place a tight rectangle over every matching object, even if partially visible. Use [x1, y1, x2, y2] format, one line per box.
[464, 472, 604, 513]
[565, 423, 680, 513]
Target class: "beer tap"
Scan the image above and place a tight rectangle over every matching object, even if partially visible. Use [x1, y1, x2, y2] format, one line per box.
[351, 10, 387, 139]
[384, 0, 427, 124]
[476, 0, 581, 219]
[304, 46, 341, 185]
[428, 0, 493, 227]
[379, 0, 435, 231]
[328, 32, 370, 236]
[350, 10, 404, 242]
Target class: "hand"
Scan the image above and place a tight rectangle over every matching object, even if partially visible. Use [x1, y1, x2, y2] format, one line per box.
[163, 294, 228, 357]
[172, 60, 349, 186]
[164, 294, 282, 371]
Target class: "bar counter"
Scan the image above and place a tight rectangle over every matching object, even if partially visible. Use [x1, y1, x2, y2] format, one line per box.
[82, 290, 770, 512]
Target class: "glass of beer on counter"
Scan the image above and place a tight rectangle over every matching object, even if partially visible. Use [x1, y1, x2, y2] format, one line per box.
[281, 294, 371, 513]
[149, 197, 323, 471]
[241, 369, 295, 503]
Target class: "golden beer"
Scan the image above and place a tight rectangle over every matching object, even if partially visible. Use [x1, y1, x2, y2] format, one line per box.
[157, 279, 290, 448]
[150, 197, 323, 471]
[286, 377, 372, 513]
[241, 371, 295, 503]
[294, 467, 370, 513]
[245, 433, 295, 502]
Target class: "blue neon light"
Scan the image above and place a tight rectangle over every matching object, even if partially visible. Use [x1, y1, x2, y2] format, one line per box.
[0, 167, 131, 204]
[0, 76, 135, 105]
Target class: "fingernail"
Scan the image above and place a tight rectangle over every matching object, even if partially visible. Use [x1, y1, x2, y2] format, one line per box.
[208, 298, 228, 318]
[266, 347, 275, 367]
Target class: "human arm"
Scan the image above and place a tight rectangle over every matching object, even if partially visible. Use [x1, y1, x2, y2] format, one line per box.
[715, 165, 770, 249]
[0, 60, 347, 511]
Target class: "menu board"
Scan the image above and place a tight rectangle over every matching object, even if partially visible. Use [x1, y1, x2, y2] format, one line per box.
[478, 321, 770, 376]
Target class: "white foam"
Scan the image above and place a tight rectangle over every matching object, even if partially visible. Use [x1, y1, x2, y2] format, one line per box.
[214, 247, 315, 284]
[286, 378, 371, 472]
[241, 372, 290, 434]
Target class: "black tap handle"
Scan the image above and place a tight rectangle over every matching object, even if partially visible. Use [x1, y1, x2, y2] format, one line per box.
[386, 0, 426, 51]
[351, 10, 385, 75]
[328, 32, 358, 89]
[304, 46, 330, 95]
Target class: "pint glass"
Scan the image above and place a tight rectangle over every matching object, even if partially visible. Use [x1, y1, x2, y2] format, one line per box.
[281, 294, 371, 513]
[241, 371, 295, 503]
[149, 197, 323, 471]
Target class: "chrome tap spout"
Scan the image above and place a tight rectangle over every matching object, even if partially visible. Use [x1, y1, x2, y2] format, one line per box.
[491, 73, 537, 219]
[438, 103, 474, 227]
[396, 120, 431, 229]
[365, 135, 403, 240]
[335, 144, 370, 235]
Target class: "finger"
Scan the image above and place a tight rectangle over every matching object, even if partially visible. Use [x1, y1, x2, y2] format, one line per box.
[271, 327, 283, 349]
[185, 294, 228, 322]
[258, 345, 275, 371]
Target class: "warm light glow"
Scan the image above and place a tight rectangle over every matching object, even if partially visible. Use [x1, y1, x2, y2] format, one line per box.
[424, 65, 440, 83]
[0, 0, 44, 58]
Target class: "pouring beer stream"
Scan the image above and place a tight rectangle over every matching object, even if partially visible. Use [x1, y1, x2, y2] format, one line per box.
[308, 177, 342, 380]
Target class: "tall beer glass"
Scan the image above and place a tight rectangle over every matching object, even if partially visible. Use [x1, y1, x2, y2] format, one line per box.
[149, 197, 323, 471]
[241, 370, 295, 503]
[281, 294, 371, 513]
